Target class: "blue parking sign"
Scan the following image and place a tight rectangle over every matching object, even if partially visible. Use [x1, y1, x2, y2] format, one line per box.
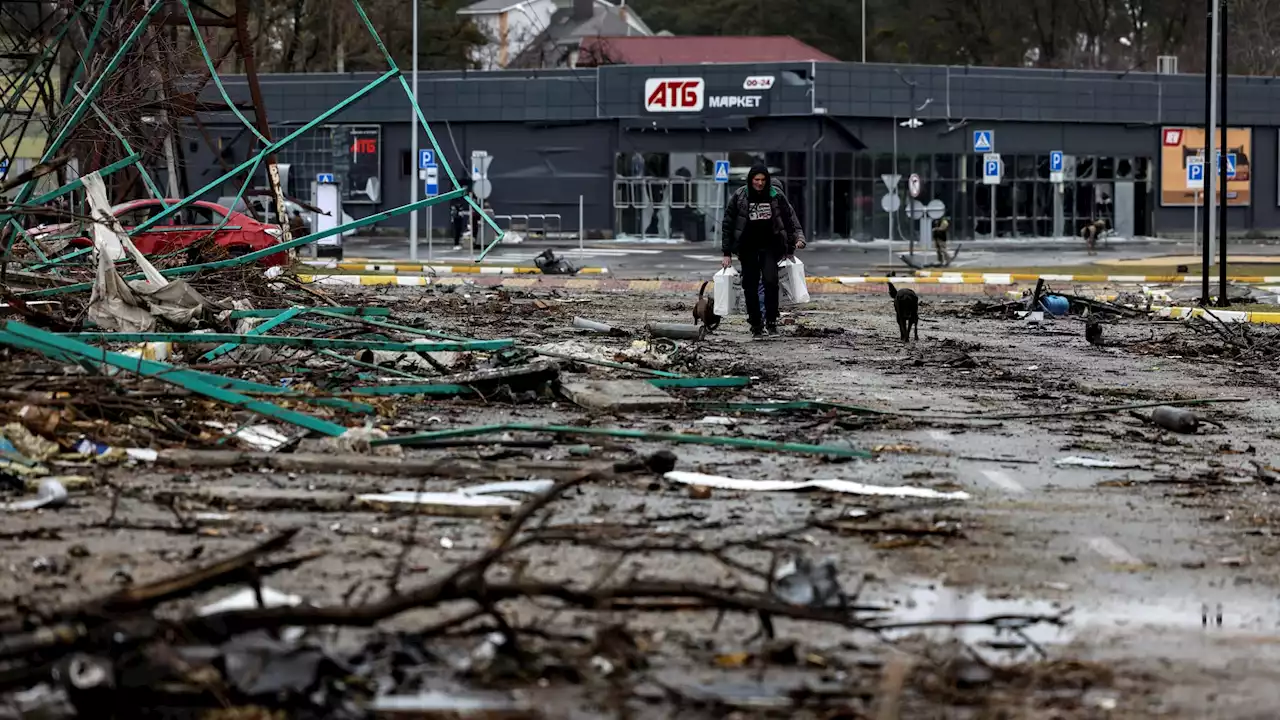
[1049, 151, 1063, 172]
[419, 149, 434, 169]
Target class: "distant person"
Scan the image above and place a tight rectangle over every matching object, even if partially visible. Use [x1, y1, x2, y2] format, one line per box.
[932, 216, 950, 265]
[720, 163, 801, 337]
[450, 191, 469, 251]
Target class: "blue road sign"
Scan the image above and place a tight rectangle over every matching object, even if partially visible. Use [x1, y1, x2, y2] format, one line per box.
[424, 165, 439, 197]
[983, 158, 1000, 180]
[1226, 153, 1237, 179]
[973, 130, 993, 152]
[713, 160, 730, 183]
[1187, 161, 1204, 185]
[1049, 151, 1064, 172]
[316, 173, 335, 184]
[419, 149, 434, 169]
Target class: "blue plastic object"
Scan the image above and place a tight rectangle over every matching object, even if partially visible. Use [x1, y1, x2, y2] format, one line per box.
[1040, 295, 1070, 316]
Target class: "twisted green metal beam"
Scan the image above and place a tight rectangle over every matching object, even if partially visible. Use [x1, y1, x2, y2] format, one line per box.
[59, 0, 114, 108]
[20, 187, 465, 298]
[178, 0, 268, 145]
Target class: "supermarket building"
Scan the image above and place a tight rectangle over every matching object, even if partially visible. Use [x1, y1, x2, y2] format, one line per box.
[190, 61, 1280, 242]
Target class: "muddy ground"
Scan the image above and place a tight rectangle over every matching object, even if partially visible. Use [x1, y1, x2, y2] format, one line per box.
[4, 283, 1280, 718]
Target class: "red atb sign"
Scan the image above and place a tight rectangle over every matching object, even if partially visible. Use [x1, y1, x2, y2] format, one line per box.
[1162, 128, 1184, 147]
[644, 78, 704, 112]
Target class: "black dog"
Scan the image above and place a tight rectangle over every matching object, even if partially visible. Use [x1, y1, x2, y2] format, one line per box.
[693, 280, 721, 331]
[887, 282, 918, 343]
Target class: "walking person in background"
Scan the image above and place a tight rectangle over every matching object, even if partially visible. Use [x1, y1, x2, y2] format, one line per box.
[755, 176, 805, 316]
[932, 216, 950, 265]
[721, 163, 800, 337]
[450, 181, 471, 251]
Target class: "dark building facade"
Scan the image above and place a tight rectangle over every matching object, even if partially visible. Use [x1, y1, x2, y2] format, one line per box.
[186, 62, 1280, 241]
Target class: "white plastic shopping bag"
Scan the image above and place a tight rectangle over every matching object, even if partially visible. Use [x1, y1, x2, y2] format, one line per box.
[778, 258, 811, 305]
[712, 267, 739, 316]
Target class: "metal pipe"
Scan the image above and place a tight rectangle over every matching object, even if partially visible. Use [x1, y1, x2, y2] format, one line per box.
[409, 0, 420, 261]
[1217, 0, 1229, 307]
[1202, 0, 1220, 306]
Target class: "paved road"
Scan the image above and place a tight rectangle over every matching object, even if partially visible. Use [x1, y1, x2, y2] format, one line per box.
[336, 236, 1229, 278]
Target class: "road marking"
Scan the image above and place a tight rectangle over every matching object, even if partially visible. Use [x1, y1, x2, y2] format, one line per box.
[979, 469, 1026, 493]
[928, 430, 952, 441]
[1086, 536, 1142, 565]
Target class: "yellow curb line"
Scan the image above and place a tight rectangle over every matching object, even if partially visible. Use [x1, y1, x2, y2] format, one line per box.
[915, 270, 1280, 284]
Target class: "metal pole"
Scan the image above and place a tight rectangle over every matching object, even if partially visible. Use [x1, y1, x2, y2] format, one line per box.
[1193, 192, 1199, 254]
[408, 0, 420, 261]
[990, 184, 996, 240]
[427, 205, 433, 262]
[1218, 0, 1229, 306]
[1202, 0, 1219, 306]
[861, 0, 866, 62]
[889, 116, 896, 264]
[579, 194, 585, 251]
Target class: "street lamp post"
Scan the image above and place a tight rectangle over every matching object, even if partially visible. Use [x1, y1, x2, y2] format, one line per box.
[409, 0, 420, 260]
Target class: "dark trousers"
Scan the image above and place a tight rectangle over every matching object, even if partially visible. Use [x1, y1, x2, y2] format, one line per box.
[739, 248, 779, 328]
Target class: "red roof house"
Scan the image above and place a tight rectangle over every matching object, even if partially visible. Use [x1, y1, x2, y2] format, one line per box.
[577, 35, 839, 66]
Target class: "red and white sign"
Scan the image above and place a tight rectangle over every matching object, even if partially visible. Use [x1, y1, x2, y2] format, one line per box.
[1162, 128, 1184, 147]
[644, 78, 704, 112]
[908, 173, 921, 198]
[743, 75, 775, 90]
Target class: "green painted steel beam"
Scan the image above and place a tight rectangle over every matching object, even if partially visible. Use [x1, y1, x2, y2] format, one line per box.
[345, 376, 748, 398]
[27, 153, 142, 207]
[231, 307, 389, 319]
[369, 422, 871, 458]
[201, 306, 306, 361]
[72, 87, 163, 200]
[320, 352, 437, 381]
[61, 0, 114, 107]
[21, 188, 466, 298]
[178, 0, 269, 144]
[0, 320, 348, 436]
[309, 309, 470, 341]
[28, 247, 91, 271]
[63, 333, 512, 353]
[129, 70, 400, 236]
[648, 377, 750, 388]
[7, 1, 164, 209]
[0, 328, 371, 414]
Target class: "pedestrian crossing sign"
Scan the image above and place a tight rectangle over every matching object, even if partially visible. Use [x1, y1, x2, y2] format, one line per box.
[973, 130, 993, 152]
[714, 160, 730, 183]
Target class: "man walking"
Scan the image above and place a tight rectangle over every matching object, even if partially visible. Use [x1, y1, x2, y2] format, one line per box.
[721, 163, 800, 337]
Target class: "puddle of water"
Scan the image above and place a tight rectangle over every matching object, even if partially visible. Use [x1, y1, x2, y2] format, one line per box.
[861, 579, 1280, 663]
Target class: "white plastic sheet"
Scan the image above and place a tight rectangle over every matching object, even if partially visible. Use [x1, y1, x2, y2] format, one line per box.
[778, 257, 811, 305]
[712, 267, 738, 317]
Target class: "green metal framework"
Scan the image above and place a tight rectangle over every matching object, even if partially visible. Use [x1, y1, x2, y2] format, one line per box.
[5, 0, 506, 279]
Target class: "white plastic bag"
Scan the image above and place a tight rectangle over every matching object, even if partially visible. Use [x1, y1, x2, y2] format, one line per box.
[778, 258, 811, 305]
[712, 267, 738, 317]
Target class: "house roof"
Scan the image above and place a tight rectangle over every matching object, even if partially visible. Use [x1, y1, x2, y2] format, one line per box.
[508, 4, 644, 68]
[578, 35, 840, 65]
[457, 0, 533, 15]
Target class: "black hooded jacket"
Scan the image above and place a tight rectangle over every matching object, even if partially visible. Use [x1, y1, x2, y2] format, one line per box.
[720, 164, 803, 257]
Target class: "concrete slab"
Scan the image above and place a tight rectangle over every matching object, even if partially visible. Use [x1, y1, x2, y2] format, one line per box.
[560, 379, 677, 411]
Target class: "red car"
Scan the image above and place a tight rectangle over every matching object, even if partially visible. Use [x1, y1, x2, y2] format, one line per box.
[33, 199, 288, 266]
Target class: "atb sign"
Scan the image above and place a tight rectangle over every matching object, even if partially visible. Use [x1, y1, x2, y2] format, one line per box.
[1187, 160, 1204, 190]
[644, 78, 704, 112]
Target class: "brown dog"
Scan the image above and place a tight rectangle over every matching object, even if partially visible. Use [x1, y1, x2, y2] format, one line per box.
[693, 280, 721, 331]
